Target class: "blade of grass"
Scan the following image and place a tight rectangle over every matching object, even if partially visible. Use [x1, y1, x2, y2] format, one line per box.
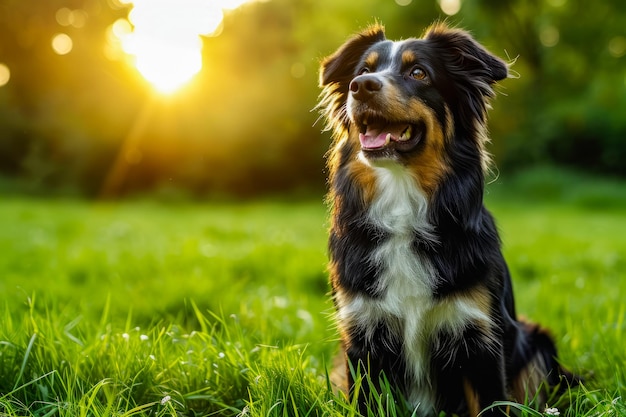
[12, 333, 37, 391]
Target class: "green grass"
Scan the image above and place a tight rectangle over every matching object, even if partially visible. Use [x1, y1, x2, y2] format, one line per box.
[1, 168, 625, 416]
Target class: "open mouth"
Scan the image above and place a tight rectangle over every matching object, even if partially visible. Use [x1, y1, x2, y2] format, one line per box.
[357, 117, 423, 154]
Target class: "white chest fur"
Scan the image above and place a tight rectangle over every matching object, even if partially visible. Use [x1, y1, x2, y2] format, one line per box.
[337, 159, 492, 414]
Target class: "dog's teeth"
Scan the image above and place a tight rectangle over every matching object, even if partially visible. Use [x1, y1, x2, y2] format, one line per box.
[385, 133, 391, 145]
[400, 125, 412, 141]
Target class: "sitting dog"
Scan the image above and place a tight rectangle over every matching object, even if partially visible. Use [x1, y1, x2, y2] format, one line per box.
[318, 23, 578, 416]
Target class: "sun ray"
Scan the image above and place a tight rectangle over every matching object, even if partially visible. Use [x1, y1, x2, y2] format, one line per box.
[111, 0, 252, 94]
[100, 0, 255, 194]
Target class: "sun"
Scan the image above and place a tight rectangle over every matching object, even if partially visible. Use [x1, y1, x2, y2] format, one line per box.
[112, 0, 251, 94]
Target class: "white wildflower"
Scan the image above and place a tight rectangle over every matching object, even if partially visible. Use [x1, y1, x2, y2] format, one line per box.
[160, 395, 171, 405]
[122, 333, 129, 340]
[140, 334, 149, 341]
[545, 407, 560, 416]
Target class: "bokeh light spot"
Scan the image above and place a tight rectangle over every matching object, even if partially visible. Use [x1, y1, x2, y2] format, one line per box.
[52, 33, 73, 55]
[104, 19, 131, 61]
[395, 0, 413, 6]
[70, 10, 88, 28]
[0, 63, 10, 87]
[438, 0, 461, 15]
[112, 18, 132, 38]
[608, 36, 626, 58]
[56, 8, 88, 28]
[56, 8, 73, 26]
[540, 26, 559, 48]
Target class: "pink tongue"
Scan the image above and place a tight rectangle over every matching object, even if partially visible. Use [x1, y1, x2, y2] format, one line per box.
[359, 123, 410, 150]
[359, 132, 389, 149]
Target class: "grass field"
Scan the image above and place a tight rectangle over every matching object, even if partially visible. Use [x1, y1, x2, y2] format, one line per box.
[0, 168, 625, 416]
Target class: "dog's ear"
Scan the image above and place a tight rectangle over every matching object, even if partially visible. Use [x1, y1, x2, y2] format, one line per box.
[424, 23, 508, 85]
[319, 24, 386, 88]
[424, 24, 507, 127]
[318, 25, 386, 132]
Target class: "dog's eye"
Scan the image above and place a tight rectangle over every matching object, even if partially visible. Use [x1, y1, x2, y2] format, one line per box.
[358, 67, 370, 75]
[410, 67, 427, 80]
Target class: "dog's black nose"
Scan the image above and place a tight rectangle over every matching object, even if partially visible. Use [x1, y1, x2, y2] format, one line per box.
[349, 75, 382, 101]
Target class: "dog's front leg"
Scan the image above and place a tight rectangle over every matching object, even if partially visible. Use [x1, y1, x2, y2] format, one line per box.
[346, 351, 374, 416]
[434, 327, 509, 417]
[344, 327, 406, 416]
[459, 343, 509, 417]
[346, 349, 399, 416]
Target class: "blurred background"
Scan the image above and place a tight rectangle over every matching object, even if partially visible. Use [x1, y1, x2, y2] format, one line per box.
[0, 0, 624, 199]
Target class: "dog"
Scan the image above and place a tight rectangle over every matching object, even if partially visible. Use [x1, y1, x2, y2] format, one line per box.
[318, 23, 578, 416]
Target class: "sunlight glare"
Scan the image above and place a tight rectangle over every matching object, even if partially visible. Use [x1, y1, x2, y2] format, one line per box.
[113, 0, 252, 94]
[218, 0, 250, 9]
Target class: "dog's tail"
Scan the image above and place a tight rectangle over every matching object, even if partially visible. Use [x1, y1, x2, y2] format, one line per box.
[529, 321, 583, 391]
[510, 319, 582, 406]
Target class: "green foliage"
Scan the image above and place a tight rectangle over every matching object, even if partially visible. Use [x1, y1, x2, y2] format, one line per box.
[466, 0, 626, 175]
[0, 0, 624, 197]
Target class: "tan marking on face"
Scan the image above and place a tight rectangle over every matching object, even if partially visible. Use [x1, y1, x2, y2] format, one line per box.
[403, 99, 449, 196]
[364, 84, 450, 196]
[402, 49, 416, 67]
[364, 51, 379, 70]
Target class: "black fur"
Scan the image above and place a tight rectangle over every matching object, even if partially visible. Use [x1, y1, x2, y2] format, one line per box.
[319, 23, 578, 417]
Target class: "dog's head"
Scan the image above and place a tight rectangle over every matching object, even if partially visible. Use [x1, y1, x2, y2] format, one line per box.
[319, 23, 507, 179]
